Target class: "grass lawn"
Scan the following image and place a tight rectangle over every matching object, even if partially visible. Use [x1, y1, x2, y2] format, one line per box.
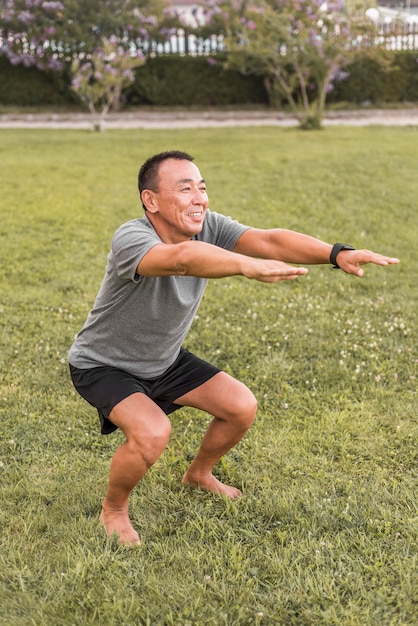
[0, 125, 417, 625]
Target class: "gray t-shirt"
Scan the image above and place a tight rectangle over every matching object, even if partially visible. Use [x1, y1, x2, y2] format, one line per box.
[68, 210, 249, 378]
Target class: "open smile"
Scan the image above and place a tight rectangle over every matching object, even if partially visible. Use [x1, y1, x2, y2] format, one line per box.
[188, 211, 204, 220]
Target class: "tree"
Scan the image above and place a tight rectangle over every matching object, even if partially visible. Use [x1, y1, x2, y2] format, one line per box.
[0, 0, 66, 70]
[206, 0, 374, 129]
[70, 36, 144, 130]
[55, 0, 177, 58]
[0, 0, 179, 68]
[0, 0, 180, 110]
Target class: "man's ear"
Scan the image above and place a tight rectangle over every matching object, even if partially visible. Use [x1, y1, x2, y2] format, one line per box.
[141, 190, 158, 213]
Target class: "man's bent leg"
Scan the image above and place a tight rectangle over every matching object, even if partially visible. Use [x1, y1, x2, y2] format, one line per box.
[101, 392, 171, 545]
[175, 372, 257, 499]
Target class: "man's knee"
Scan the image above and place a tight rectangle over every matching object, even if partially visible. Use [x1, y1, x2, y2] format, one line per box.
[128, 416, 172, 468]
[242, 390, 258, 425]
[228, 386, 258, 428]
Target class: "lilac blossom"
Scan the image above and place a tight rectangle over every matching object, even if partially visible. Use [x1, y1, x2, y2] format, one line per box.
[17, 10, 34, 23]
[41, 1, 64, 10]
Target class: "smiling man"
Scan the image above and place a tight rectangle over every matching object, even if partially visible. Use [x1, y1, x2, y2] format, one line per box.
[68, 150, 399, 545]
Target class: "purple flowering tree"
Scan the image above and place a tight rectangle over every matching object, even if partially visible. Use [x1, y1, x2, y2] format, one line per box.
[71, 36, 145, 130]
[0, 1, 176, 65]
[0, 0, 66, 70]
[207, 0, 373, 129]
[0, 0, 180, 111]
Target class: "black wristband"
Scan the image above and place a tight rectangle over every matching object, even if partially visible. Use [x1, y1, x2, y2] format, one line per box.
[330, 243, 355, 269]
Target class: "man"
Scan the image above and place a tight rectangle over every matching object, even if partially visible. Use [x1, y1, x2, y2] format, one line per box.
[69, 150, 399, 546]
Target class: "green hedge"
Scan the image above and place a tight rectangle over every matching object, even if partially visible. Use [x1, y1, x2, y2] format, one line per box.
[329, 50, 418, 105]
[0, 54, 268, 109]
[125, 55, 268, 107]
[0, 50, 417, 109]
[0, 57, 77, 107]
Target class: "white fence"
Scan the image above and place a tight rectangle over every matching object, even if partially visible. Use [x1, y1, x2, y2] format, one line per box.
[139, 23, 418, 56]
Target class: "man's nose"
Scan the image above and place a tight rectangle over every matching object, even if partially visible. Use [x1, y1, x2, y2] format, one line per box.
[192, 189, 206, 203]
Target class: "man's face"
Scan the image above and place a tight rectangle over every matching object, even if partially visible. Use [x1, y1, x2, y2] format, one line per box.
[144, 158, 209, 243]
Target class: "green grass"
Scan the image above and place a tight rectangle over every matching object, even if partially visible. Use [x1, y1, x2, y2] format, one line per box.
[0, 126, 417, 625]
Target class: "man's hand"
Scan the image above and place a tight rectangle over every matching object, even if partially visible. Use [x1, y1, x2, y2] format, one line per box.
[243, 258, 308, 283]
[335, 249, 400, 277]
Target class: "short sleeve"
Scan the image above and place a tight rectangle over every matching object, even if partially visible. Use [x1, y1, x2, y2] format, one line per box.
[111, 219, 162, 281]
[198, 210, 250, 250]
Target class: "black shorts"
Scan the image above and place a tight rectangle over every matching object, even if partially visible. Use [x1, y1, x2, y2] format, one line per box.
[69, 348, 221, 434]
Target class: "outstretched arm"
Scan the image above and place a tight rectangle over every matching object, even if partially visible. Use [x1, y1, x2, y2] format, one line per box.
[137, 239, 308, 283]
[233, 228, 399, 277]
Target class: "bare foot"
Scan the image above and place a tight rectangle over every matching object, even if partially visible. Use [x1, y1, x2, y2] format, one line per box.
[99, 507, 141, 546]
[182, 471, 242, 499]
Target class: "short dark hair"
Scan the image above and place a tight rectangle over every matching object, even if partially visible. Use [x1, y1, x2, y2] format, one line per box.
[137, 150, 194, 210]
